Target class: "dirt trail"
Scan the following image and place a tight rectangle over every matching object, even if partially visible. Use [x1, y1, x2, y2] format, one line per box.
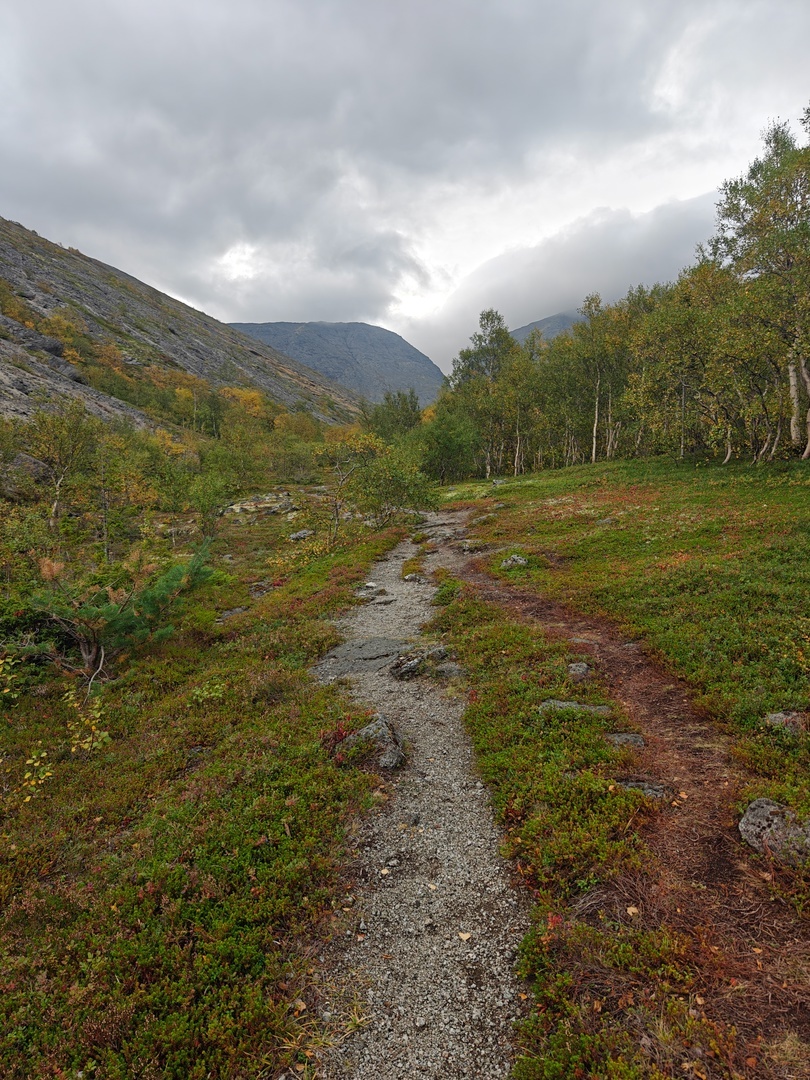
[308, 510, 810, 1079]
[311, 511, 531, 1080]
[459, 558, 810, 1067]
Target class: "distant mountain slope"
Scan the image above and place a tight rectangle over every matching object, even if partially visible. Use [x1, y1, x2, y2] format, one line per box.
[0, 217, 360, 424]
[511, 311, 583, 344]
[230, 321, 445, 405]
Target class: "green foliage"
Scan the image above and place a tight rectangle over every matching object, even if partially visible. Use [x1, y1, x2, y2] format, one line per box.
[362, 387, 423, 443]
[421, 108, 810, 477]
[63, 687, 111, 754]
[464, 458, 810, 812]
[347, 446, 438, 525]
[30, 547, 213, 675]
[0, 656, 20, 707]
[419, 398, 480, 482]
[0, 505, 402, 1078]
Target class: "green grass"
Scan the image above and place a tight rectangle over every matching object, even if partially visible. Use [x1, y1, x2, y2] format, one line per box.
[463, 458, 810, 813]
[432, 457, 810, 1076]
[0, 513, 404, 1079]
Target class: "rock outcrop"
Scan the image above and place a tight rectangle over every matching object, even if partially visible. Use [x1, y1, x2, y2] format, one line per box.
[0, 216, 360, 423]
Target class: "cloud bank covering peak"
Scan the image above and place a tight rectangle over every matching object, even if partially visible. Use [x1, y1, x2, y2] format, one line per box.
[1, 0, 808, 370]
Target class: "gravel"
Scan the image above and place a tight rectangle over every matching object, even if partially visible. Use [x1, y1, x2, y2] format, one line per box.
[313, 512, 531, 1079]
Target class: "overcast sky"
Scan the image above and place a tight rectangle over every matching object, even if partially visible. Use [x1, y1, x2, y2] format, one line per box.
[2, 0, 808, 370]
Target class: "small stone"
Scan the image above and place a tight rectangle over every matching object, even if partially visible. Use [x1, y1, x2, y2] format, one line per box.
[289, 529, 314, 542]
[215, 606, 249, 624]
[568, 662, 591, 681]
[501, 554, 528, 569]
[606, 733, 645, 749]
[765, 711, 806, 733]
[391, 653, 425, 679]
[433, 662, 465, 679]
[739, 798, 810, 865]
[618, 779, 667, 799]
[415, 1017, 427, 1029]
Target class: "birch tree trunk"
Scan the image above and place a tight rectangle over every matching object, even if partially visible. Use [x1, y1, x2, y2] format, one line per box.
[799, 357, 810, 459]
[591, 372, 601, 464]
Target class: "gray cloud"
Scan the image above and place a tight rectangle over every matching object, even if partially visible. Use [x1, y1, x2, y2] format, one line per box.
[1, 0, 808, 353]
[401, 193, 718, 369]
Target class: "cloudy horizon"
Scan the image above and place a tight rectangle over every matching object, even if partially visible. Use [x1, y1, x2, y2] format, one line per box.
[2, 0, 808, 371]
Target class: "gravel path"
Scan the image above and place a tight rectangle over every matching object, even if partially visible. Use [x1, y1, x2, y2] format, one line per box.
[311, 511, 531, 1080]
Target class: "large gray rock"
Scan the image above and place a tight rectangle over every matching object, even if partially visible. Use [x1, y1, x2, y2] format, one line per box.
[319, 637, 407, 677]
[221, 493, 298, 516]
[0, 314, 64, 356]
[335, 715, 405, 769]
[739, 798, 810, 865]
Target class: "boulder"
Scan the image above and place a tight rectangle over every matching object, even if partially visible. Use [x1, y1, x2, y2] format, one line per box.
[501, 554, 528, 569]
[739, 798, 810, 865]
[334, 715, 405, 769]
[289, 529, 314, 542]
[0, 315, 64, 357]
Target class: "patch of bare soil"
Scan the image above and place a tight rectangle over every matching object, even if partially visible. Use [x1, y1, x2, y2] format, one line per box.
[459, 557, 810, 1077]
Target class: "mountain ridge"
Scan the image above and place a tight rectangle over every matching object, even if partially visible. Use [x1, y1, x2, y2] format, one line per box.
[0, 217, 360, 425]
[230, 320, 445, 405]
[510, 311, 583, 344]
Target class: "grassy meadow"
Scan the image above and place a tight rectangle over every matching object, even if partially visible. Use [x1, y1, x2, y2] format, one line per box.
[454, 458, 810, 812]
[1, 506, 404, 1079]
[431, 457, 810, 1078]
[2, 455, 809, 1078]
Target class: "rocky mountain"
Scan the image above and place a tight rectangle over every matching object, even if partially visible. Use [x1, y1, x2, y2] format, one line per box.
[229, 321, 445, 405]
[0, 216, 360, 425]
[511, 311, 582, 344]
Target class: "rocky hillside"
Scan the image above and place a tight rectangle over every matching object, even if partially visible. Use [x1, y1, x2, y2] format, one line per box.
[0, 217, 360, 424]
[230, 321, 445, 405]
[511, 311, 582, 344]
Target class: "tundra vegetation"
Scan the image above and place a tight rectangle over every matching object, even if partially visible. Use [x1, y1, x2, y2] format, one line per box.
[0, 113, 808, 1077]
